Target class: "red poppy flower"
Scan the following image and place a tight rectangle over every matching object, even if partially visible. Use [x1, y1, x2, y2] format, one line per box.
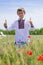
[5, 64, 8, 65]
[26, 50, 32, 55]
[37, 54, 43, 61]
[18, 50, 23, 53]
[41, 54, 43, 56]
[30, 41, 32, 44]
[27, 35, 31, 38]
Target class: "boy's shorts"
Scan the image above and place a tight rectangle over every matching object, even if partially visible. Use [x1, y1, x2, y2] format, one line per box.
[14, 41, 30, 48]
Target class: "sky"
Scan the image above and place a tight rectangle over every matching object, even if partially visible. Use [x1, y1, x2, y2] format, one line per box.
[0, 0, 43, 29]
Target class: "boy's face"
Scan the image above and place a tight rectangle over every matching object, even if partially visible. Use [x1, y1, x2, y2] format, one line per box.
[17, 11, 25, 20]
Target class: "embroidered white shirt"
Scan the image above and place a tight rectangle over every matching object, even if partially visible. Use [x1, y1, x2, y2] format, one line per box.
[7, 20, 35, 42]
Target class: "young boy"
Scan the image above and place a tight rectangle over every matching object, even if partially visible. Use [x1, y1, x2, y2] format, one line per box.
[4, 8, 35, 47]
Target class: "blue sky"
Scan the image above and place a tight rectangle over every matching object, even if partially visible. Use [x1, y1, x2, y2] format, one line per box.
[0, 0, 43, 29]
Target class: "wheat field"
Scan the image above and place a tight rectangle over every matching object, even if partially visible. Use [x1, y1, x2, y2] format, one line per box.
[0, 35, 43, 65]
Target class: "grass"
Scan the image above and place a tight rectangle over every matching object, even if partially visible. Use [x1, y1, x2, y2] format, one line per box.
[0, 35, 43, 65]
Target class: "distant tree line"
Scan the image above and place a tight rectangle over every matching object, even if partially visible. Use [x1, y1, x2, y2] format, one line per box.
[29, 28, 43, 35]
[0, 28, 43, 35]
[0, 30, 15, 35]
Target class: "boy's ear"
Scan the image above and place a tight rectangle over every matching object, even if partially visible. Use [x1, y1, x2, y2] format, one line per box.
[17, 13, 19, 16]
[17, 13, 18, 15]
[17, 12, 19, 15]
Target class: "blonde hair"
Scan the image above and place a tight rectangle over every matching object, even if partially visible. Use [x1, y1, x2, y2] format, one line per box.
[17, 8, 26, 14]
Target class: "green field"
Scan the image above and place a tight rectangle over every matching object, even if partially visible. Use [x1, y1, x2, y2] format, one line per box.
[0, 35, 43, 65]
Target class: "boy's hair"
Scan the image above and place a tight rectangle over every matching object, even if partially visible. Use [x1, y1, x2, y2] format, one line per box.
[17, 8, 26, 14]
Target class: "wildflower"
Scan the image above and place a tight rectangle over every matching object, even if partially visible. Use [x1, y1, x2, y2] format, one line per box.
[37, 54, 43, 61]
[5, 64, 8, 65]
[26, 50, 32, 55]
[18, 49, 23, 53]
[27, 35, 31, 38]
[30, 41, 32, 44]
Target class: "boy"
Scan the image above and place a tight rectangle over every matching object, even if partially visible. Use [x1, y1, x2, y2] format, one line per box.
[4, 8, 35, 47]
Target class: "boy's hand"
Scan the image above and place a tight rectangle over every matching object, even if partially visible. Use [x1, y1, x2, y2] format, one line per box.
[29, 18, 34, 27]
[4, 19, 7, 28]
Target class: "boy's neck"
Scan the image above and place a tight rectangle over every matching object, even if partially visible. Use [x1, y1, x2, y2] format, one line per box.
[19, 18, 24, 21]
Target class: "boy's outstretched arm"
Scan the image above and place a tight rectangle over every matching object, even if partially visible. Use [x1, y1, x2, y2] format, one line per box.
[29, 18, 35, 30]
[4, 19, 7, 29]
[4, 19, 16, 31]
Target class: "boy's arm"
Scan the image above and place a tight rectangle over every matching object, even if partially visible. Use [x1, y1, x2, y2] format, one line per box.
[28, 18, 35, 31]
[7, 22, 16, 31]
[4, 19, 16, 31]
[29, 21, 34, 27]
[4, 19, 8, 29]
[29, 21, 35, 30]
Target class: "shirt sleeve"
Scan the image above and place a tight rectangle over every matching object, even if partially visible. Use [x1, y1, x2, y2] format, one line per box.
[6, 21, 16, 31]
